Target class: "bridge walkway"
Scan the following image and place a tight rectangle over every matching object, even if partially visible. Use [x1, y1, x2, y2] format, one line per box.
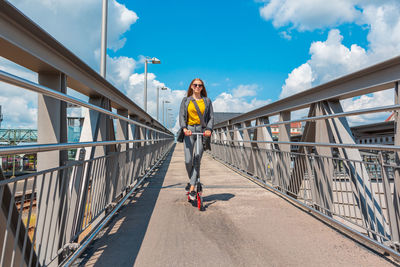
[74, 144, 393, 266]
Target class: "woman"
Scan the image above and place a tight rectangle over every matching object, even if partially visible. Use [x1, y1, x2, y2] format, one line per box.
[179, 78, 214, 200]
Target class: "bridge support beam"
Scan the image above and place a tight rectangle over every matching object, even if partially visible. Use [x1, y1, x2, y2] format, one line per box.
[218, 128, 227, 163]
[36, 72, 68, 266]
[66, 97, 117, 250]
[129, 117, 142, 184]
[320, 100, 386, 240]
[254, 117, 276, 182]
[116, 109, 129, 196]
[241, 121, 253, 174]
[233, 124, 244, 170]
[278, 111, 291, 191]
[254, 117, 274, 182]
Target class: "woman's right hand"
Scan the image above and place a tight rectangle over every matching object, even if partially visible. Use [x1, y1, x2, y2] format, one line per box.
[183, 128, 192, 136]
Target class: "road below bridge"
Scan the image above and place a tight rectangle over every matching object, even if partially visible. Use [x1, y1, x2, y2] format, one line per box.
[75, 143, 394, 266]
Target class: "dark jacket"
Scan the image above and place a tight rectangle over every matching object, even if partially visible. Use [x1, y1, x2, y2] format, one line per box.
[179, 96, 214, 131]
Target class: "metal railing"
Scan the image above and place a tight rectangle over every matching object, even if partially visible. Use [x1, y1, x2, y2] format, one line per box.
[210, 55, 400, 260]
[0, 2, 174, 266]
[0, 140, 173, 267]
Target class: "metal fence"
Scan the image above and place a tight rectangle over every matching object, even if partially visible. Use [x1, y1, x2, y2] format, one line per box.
[0, 139, 172, 267]
[210, 56, 400, 259]
[0, 2, 174, 266]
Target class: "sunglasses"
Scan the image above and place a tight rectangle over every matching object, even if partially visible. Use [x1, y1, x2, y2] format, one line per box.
[192, 84, 203, 88]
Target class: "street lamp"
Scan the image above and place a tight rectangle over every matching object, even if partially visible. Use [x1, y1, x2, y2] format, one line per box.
[100, 0, 108, 78]
[157, 86, 167, 121]
[144, 57, 161, 112]
[162, 100, 170, 126]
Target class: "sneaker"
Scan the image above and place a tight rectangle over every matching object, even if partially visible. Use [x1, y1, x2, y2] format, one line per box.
[185, 183, 191, 192]
[189, 191, 196, 201]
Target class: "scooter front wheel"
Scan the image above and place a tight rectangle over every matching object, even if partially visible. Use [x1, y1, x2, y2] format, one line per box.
[197, 193, 204, 211]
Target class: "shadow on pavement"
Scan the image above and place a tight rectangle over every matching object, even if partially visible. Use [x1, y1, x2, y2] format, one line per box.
[76, 144, 176, 267]
[203, 193, 235, 208]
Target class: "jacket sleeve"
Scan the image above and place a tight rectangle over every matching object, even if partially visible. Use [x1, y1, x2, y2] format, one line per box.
[206, 98, 214, 131]
[179, 97, 187, 129]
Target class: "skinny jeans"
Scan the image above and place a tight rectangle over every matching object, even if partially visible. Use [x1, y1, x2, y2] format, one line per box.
[184, 125, 204, 185]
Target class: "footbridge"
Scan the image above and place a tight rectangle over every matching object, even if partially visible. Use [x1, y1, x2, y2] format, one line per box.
[1, 2, 400, 266]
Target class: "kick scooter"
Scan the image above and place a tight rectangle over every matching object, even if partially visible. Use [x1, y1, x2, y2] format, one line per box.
[187, 132, 205, 211]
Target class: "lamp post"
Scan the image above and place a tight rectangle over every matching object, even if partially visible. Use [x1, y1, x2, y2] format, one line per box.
[144, 57, 161, 112]
[162, 100, 170, 126]
[100, 0, 108, 78]
[157, 86, 167, 121]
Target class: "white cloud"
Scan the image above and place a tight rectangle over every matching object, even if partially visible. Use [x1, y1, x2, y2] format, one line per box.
[279, 31, 292, 40]
[232, 84, 258, 98]
[280, 63, 313, 99]
[168, 84, 271, 133]
[213, 84, 271, 113]
[362, 2, 400, 62]
[260, 0, 361, 31]
[281, 29, 369, 98]
[1, 0, 138, 129]
[0, 93, 37, 128]
[107, 55, 137, 86]
[8, 0, 138, 68]
[271, 1, 400, 124]
[0, 58, 37, 128]
[105, 59, 185, 131]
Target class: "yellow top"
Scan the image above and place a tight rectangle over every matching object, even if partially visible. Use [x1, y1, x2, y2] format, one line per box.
[187, 99, 205, 125]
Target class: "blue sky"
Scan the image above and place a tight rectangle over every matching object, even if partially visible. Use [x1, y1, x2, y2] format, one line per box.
[118, 0, 302, 100]
[1, 0, 400, 130]
[117, 0, 370, 100]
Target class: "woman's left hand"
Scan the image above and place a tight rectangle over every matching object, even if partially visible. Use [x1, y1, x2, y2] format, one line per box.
[204, 130, 211, 137]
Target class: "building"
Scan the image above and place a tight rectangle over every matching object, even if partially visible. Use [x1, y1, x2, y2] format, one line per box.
[270, 122, 303, 139]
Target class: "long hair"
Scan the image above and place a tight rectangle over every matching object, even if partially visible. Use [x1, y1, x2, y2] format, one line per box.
[186, 78, 207, 97]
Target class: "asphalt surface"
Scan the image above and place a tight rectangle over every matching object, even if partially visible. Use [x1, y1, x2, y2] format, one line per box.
[75, 143, 396, 267]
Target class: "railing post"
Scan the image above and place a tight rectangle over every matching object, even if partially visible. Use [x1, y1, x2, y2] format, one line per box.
[127, 116, 137, 185]
[139, 123, 147, 175]
[313, 102, 334, 214]
[241, 121, 253, 174]
[233, 124, 244, 169]
[392, 81, 400, 245]
[36, 72, 67, 266]
[221, 127, 228, 163]
[224, 126, 233, 165]
[116, 109, 129, 194]
[254, 117, 274, 182]
[278, 111, 291, 191]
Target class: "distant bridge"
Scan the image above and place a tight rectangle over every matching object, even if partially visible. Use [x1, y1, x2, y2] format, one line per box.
[0, 129, 37, 144]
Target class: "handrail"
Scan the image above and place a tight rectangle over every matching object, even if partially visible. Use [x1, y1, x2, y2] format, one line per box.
[212, 139, 400, 152]
[0, 138, 173, 156]
[0, 70, 172, 136]
[217, 104, 400, 132]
